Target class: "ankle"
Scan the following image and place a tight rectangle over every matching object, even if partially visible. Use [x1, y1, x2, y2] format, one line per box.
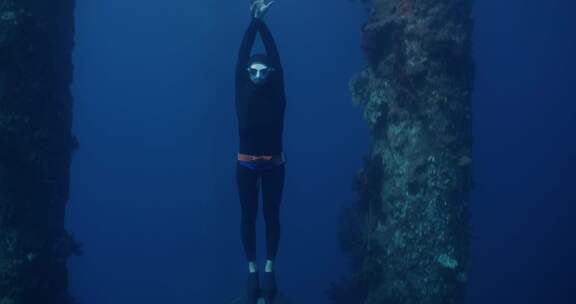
[265, 259, 274, 272]
[248, 261, 258, 273]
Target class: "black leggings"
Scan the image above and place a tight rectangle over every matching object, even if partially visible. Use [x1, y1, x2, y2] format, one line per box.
[236, 161, 285, 261]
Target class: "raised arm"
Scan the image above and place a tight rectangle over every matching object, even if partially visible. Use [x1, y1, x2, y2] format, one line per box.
[236, 18, 261, 82]
[258, 21, 282, 71]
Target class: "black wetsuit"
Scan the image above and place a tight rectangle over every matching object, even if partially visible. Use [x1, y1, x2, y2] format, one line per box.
[235, 18, 286, 262]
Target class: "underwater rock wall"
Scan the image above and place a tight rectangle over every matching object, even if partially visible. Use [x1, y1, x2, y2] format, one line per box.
[330, 0, 474, 303]
[0, 0, 78, 303]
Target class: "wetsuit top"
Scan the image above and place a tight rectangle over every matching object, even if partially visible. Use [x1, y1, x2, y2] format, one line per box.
[235, 18, 286, 156]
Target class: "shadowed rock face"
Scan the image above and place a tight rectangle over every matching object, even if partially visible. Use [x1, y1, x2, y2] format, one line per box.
[330, 1, 474, 303]
[0, 0, 77, 303]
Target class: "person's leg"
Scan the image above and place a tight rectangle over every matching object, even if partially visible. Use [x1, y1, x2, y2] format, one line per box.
[260, 163, 285, 303]
[261, 162, 285, 265]
[236, 162, 260, 270]
[237, 162, 261, 303]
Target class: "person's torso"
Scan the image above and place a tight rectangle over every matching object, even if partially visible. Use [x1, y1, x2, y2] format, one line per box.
[235, 83, 285, 155]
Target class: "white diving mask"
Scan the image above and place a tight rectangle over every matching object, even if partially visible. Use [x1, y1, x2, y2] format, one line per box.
[247, 62, 274, 85]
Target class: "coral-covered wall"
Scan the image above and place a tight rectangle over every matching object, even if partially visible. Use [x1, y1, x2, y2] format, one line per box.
[330, 0, 475, 303]
[0, 0, 78, 303]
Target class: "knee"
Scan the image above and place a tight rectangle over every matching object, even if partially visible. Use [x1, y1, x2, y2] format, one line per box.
[241, 214, 257, 226]
[264, 214, 280, 229]
[263, 207, 280, 223]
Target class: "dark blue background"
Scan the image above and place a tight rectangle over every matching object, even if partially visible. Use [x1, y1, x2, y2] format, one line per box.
[66, 0, 575, 303]
[469, 0, 575, 303]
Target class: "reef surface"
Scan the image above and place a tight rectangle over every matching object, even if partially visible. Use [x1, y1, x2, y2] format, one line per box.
[0, 0, 78, 303]
[329, 1, 475, 303]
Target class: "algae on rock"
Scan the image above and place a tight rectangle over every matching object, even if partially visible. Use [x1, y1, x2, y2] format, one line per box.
[0, 0, 78, 303]
[330, 1, 475, 303]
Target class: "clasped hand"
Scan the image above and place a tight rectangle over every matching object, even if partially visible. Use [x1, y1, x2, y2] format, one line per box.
[250, 0, 275, 19]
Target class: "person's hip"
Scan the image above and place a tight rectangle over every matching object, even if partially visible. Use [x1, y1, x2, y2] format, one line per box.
[237, 152, 286, 171]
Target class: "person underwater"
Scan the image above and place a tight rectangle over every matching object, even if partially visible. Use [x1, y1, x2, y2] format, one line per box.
[235, 0, 287, 303]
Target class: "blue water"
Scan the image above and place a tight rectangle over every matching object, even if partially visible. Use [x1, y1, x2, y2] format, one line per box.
[67, 0, 575, 303]
[469, 1, 576, 303]
[68, 0, 366, 303]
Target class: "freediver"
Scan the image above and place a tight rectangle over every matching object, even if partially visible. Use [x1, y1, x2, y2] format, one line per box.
[235, 0, 286, 303]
